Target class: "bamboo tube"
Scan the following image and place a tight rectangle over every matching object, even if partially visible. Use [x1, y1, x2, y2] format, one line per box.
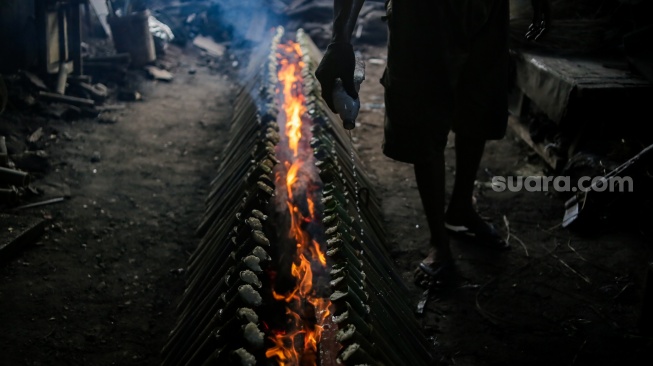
[232, 230, 270, 260]
[330, 264, 366, 288]
[183, 309, 262, 366]
[330, 275, 368, 304]
[335, 324, 375, 353]
[233, 348, 257, 366]
[337, 343, 377, 365]
[332, 303, 373, 337]
[331, 289, 370, 319]
[326, 245, 363, 270]
[0, 167, 30, 187]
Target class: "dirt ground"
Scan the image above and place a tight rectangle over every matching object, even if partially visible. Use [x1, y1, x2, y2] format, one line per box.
[1, 38, 653, 366]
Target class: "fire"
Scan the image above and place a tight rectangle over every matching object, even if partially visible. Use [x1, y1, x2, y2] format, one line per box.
[267, 40, 331, 365]
[277, 49, 306, 157]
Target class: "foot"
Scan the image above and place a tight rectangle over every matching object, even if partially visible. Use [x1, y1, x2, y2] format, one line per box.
[445, 210, 509, 250]
[413, 248, 455, 289]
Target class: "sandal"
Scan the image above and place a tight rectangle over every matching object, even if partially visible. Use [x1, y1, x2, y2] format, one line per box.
[414, 260, 455, 289]
[445, 220, 510, 250]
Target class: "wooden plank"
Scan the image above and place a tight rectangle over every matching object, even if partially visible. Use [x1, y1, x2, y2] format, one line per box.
[89, 0, 113, 38]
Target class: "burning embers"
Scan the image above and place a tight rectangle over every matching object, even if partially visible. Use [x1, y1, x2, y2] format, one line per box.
[265, 40, 331, 365]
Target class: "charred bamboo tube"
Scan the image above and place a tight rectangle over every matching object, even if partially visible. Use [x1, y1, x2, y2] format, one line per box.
[325, 180, 386, 241]
[330, 289, 370, 319]
[355, 256, 423, 336]
[169, 246, 271, 358]
[231, 268, 264, 289]
[207, 321, 265, 358]
[205, 125, 277, 191]
[327, 237, 360, 260]
[250, 209, 268, 222]
[180, 243, 235, 311]
[206, 148, 276, 204]
[237, 254, 264, 273]
[312, 129, 384, 217]
[324, 202, 355, 226]
[180, 245, 238, 313]
[233, 348, 257, 366]
[165, 277, 228, 354]
[323, 198, 412, 301]
[196, 193, 247, 243]
[334, 303, 424, 366]
[330, 275, 368, 305]
[164, 267, 234, 357]
[331, 264, 366, 290]
[245, 159, 275, 185]
[335, 324, 375, 353]
[337, 323, 418, 366]
[315, 160, 343, 184]
[325, 231, 354, 252]
[323, 185, 350, 206]
[205, 155, 276, 209]
[173, 284, 264, 364]
[242, 322, 265, 349]
[183, 309, 261, 366]
[329, 240, 428, 359]
[203, 346, 258, 366]
[221, 285, 263, 316]
[332, 302, 373, 337]
[251, 244, 271, 261]
[232, 230, 271, 260]
[193, 207, 246, 267]
[325, 223, 356, 246]
[337, 343, 377, 365]
[0, 167, 30, 187]
[166, 31, 281, 366]
[193, 183, 273, 267]
[231, 217, 263, 244]
[182, 234, 269, 316]
[220, 222, 263, 264]
[188, 227, 269, 299]
[326, 244, 363, 270]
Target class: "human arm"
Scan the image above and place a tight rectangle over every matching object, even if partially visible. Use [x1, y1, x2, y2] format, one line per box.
[315, 0, 366, 111]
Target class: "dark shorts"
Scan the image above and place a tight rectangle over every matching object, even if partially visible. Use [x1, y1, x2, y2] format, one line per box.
[381, 0, 510, 164]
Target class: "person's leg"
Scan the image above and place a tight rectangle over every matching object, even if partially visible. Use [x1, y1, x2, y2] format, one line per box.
[446, 133, 486, 221]
[445, 133, 509, 249]
[413, 150, 453, 286]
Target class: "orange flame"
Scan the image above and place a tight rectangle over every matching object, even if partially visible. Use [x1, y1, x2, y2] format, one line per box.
[267, 40, 331, 366]
[277, 56, 306, 157]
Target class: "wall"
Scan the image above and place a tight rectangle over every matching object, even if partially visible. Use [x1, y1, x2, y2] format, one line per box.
[0, 0, 37, 73]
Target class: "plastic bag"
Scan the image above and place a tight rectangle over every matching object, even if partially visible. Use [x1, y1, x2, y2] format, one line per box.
[148, 15, 175, 55]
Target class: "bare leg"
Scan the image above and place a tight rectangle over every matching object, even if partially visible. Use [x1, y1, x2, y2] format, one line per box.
[447, 133, 486, 221]
[446, 133, 508, 249]
[413, 150, 452, 284]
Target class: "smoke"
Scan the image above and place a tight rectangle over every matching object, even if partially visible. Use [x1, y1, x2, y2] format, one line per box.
[205, 0, 286, 45]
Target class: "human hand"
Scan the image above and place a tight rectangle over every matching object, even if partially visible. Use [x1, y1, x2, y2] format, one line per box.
[526, 0, 551, 41]
[315, 42, 358, 112]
